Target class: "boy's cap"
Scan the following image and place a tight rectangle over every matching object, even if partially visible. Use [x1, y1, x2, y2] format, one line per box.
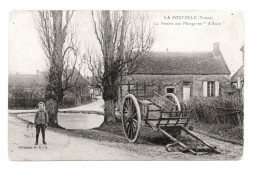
[38, 102, 45, 105]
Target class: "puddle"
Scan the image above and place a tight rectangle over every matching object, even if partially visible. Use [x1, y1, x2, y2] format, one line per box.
[58, 113, 104, 129]
[17, 113, 104, 130]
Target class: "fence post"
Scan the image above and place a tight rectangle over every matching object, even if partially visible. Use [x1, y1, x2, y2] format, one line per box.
[237, 111, 242, 127]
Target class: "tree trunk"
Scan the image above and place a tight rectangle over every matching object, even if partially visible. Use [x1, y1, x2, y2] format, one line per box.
[44, 11, 64, 128]
[102, 75, 118, 123]
[104, 99, 116, 123]
[45, 99, 59, 127]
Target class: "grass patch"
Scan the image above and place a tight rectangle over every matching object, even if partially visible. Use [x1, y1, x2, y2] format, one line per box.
[95, 122, 205, 148]
[189, 120, 243, 145]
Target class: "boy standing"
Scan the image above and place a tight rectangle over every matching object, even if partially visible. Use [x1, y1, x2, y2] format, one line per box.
[34, 102, 49, 145]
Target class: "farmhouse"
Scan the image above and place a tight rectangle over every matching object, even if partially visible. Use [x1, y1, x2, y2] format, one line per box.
[120, 42, 230, 103]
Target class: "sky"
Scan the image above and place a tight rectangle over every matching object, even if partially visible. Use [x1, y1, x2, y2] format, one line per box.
[8, 10, 244, 76]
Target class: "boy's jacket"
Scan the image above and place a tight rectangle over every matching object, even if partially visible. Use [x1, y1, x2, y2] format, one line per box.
[34, 110, 49, 124]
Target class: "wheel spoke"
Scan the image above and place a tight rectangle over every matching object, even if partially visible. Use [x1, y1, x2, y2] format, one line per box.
[123, 100, 132, 120]
[132, 120, 137, 135]
[132, 102, 136, 112]
[126, 122, 131, 133]
[127, 123, 132, 138]
[125, 116, 132, 123]
[129, 123, 134, 139]
[123, 105, 128, 114]
[125, 98, 129, 110]
[132, 119, 138, 124]
[128, 124, 132, 139]
[130, 99, 134, 115]
[123, 114, 129, 124]
[131, 122, 136, 136]
[123, 121, 127, 130]
[131, 112, 137, 118]
[126, 99, 132, 116]
[124, 120, 130, 129]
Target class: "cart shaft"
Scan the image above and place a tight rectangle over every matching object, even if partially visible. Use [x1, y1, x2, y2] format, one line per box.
[146, 121, 197, 155]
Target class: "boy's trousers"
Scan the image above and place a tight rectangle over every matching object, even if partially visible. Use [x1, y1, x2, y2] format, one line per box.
[36, 124, 46, 142]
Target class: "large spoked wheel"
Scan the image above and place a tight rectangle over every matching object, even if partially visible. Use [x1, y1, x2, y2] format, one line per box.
[121, 94, 141, 143]
[164, 93, 181, 111]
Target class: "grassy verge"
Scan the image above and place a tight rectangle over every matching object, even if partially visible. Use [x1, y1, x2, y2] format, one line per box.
[95, 122, 205, 148]
[96, 120, 243, 146]
[189, 120, 243, 145]
[13, 112, 195, 147]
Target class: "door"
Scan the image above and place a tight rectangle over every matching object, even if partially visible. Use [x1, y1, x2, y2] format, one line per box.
[183, 86, 191, 101]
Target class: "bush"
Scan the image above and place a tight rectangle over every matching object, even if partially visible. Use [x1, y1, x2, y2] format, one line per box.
[9, 95, 93, 109]
[8, 97, 45, 109]
[61, 95, 92, 108]
[61, 96, 76, 107]
[187, 96, 243, 126]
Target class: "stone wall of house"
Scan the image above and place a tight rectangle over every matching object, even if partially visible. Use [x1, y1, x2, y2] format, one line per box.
[119, 74, 228, 104]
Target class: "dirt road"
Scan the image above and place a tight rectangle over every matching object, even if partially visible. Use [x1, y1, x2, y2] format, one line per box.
[9, 114, 150, 160]
[9, 114, 242, 160]
[59, 96, 104, 113]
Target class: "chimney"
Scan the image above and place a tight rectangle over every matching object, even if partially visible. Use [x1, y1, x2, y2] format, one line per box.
[213, 42, 221, 56]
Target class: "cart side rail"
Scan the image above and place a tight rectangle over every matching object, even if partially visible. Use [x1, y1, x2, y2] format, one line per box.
[151, 91, 178, 111]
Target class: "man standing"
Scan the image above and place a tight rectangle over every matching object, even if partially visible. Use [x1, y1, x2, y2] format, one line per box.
[34, 102, 49, 145]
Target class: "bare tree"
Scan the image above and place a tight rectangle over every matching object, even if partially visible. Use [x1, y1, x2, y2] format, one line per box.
[88, 10, 154, 123]
[34, 11, 84, 126]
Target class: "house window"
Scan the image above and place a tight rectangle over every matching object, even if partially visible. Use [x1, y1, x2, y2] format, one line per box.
[203, 81, 219, 97]
[183, 81, 191, 86]
[165, 86, 175, 94]
[207, 81, 215, 97]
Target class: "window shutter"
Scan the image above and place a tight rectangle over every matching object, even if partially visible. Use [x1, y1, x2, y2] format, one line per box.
[215, 81, 219, 97]
[203, 81, 207, 97]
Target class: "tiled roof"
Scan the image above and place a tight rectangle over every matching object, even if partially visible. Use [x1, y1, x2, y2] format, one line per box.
[135, 51, 230, 75]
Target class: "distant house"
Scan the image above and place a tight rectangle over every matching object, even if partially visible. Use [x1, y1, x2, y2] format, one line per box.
[120, 42, 231, 102]
[230, 66, 244, 103]
[231, 66, 244, 89]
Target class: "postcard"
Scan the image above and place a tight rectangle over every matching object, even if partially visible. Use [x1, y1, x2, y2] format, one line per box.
[8, 10, 244, 160]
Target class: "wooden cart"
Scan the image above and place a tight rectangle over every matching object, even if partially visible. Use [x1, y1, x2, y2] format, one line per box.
[120, 82, 220, 155]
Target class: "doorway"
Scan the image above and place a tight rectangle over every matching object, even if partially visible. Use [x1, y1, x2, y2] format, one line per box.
[183, 86, 191, 101]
